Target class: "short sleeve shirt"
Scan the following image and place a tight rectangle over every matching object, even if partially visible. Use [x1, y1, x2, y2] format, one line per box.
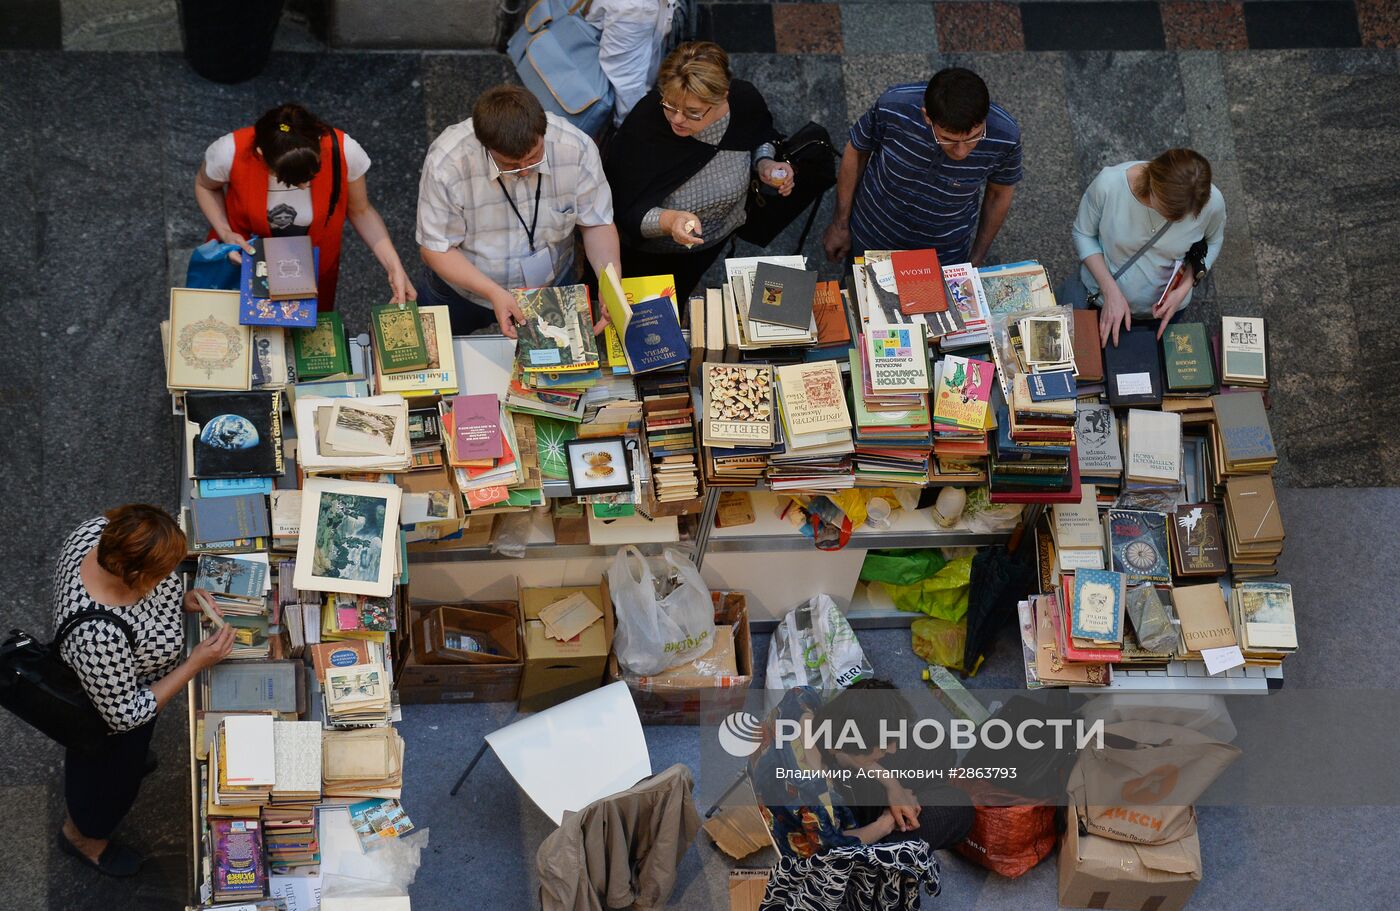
[415, 112, 615, 305]
[848, 83, 1022, 262]
[205, 132, 372, 236]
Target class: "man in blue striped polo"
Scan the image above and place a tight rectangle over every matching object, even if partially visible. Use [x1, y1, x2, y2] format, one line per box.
[823, 68, 1022, 268]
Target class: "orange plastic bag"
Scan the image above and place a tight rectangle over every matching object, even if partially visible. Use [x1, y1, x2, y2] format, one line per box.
[953, 788, 1058, 878]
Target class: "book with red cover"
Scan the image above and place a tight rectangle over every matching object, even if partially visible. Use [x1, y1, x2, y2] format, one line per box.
[1072, 309, 1103, 383]
[451, 394, 503, 461]
[813, 281, 851, 347]
[989, 448, 1083, 504]
[891, 249, 948, 316]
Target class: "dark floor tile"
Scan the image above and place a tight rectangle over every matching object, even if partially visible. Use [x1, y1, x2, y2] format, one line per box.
[773, 3, 843, 54]
[1161, 0, 1249, 50]
[697, 3, 777, 52]
[841, 2, 937, 55]
[935, 2, 1026, 52]
[1357, 0, 1400, 47]
[1, 0, 61, 48]
[1062, 51, 1190, 186]
[1243, 0, 1362, 48]
[1020, 1, 1166, 51]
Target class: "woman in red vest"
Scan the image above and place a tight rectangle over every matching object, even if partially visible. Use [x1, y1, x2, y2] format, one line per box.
[194, 102, 414, 309]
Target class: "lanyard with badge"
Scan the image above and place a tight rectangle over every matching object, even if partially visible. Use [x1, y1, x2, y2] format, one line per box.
[497, 172, 554, 288]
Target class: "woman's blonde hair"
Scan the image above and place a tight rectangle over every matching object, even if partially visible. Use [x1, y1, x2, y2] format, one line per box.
[656, 41, 732, 108]
[1133, 149, 1213, 221]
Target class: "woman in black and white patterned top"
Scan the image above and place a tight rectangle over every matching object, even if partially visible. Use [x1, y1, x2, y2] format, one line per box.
[51, 505, 234, 878]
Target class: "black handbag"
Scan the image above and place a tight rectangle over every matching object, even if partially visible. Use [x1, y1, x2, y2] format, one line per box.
[0, 609, 136, 752]
[1184, 237, 1208, 285]
[736, 121, 839, 252]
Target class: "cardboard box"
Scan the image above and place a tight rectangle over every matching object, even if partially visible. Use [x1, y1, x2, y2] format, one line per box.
[518, 582, 614, 713]
[607, 591, 753, 724]
[728, 869, 770, 911]
[397, 600, 522, 704]
[703, 803, 771, 860]
[1058, 805, 1202, 911]
[416, 605, 519, 665]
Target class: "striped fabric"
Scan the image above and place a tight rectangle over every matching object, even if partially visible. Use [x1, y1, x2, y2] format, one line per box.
[848, 83, 1022, 262]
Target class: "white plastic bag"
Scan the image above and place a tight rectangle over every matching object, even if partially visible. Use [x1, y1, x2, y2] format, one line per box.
[609, 546, 715, 675]
[766, 594, 874, 690]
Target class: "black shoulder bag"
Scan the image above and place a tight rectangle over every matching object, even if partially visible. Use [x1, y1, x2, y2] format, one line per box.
[0, 609, 137, 751]
[736, 121, 839, 252]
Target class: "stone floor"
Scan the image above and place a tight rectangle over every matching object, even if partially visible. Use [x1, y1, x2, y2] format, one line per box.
[0, 1, 1397, 909]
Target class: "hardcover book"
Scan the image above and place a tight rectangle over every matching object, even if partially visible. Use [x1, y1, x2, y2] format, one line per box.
[1074, 404, 1123, 475]
[1221, 315, 1267, 384]
[515, 284, 599, 372]
[749, 262, 817, 331]
[1125, 408, 1182, 483]
[168, 288, 252, 391]
[813, 281, 851, 347]
[776, 361, 851, 434]
[262, 235, 318, 300]
[194, 554, 268, 601]
[1028, 370, 1076, 401]
[240, 238, 317, 328]
[623, 296, 688, 374]
[189, 494, 271, 545]
[1161, 322, 1214, 391]
[932, 355, 995, 430]
[1071, 309, 1104, 383]
[1071, 568, 1126, 644]
[1171, 503, 1227, 576]
[1103, 326, 1163, 407]
[1173, 583, 1237, 652]
[292, 311, 350, 379]
[864, 326, 930, 392]
[890, 248, 948, 315]
[370, 302, 429, 373]
[1211, 390, 1276, 467]
[703, 363, 774, 446]
[376, 306, 460, 397]
[186, 390, 283, 479]
[1225, 475, 1284, 543]
[1104, 509, 1171, 582]
[451, 394, 502, 461]
[1236, 582, 1296, 650]
[212, 818, 268, 901]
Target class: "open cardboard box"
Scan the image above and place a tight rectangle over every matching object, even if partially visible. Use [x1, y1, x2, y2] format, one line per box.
[1058, 804, 1202, 911]
[518, 580, 615, 713]
[607, 590, 753, 724]
[398, 599, 522, 704]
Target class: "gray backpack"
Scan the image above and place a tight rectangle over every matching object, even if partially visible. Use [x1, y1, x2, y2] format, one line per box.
[508, 0, 615, 139]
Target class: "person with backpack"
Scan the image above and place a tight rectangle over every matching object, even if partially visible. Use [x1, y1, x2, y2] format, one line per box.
[51, 506, 234, 877]
[194, 102, 416, 309]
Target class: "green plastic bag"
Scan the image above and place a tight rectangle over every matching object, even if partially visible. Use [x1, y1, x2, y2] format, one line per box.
[859, 549, 948, 587]
[911, 616, 974, 672]
[878, 554, 973, 622]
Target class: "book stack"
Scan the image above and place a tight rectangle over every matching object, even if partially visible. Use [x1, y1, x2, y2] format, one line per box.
[772, 361, 855, 491]
[262, 805, 319, 874]
[936, 262, 991, 349]
[186, 489, 269, 554]
[1220, 316, 1268, 388]
[321, 593, 395, 645]
[848, 351, 933, 487]
[322, 727, 405, 799]
[1030, 592, 1108, 687]
[223, 614, 272, 660]
[1050, 486, 1105, 572]
[324, 663, 392, 726]
[1103, 326, 1164, 408]
[373, 304, 459, 398]
[1172, 582, 1244, 672]
[213, 715, 275, 808]
[1222, 475, 1285, 578]
[599, 268, 690, 376]
[293, 394, 412, 473]
[504, 361, 588, 422]
[292, 312, 352, 381]
[852, 250, 965, 340]
[514, 284, 601, 374]
[1063, 568, 1127, 664]
[989, 382, 1079, 503]
[268, 491, 300, 552]
[1160, 322, 1216, 398]
[1008, 372, 1076, 446]
[1124, 408, 1182, 501]
[1169, 503, 1228, 577]
[194, 553, 271, 617]
[723, 256, 818, 355]
[1230, 581, 1297, 663]
[407, 406, 446, 471]
[1210, 390, 1277, 476]
[269, 719, 322, 804]
[639, 375, 701, 507]
[702, 363, 777, 486]
[807, 281, 854, 360]
[932, 355, 995, 485]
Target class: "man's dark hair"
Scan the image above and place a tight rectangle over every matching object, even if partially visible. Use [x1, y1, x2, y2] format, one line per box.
[473, 85, 548, 159]
[924, 68, 991, 134]
[813, 678, 918, 759]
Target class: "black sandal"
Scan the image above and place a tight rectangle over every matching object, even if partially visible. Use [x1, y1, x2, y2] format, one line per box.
[57, 832, 144, 877]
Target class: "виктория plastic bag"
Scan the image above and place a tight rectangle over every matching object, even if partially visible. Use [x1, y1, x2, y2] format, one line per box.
[608, 546, 716, 676]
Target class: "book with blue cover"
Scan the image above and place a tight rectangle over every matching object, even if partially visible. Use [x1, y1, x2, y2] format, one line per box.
[239, 237, 318, 328]
[1028, 370, 1076, 401]
[1071, 568, 1126, 643]
[188, 494, 270, 545]
[623, 296, 688, 374]
[198, 477, 275, 499]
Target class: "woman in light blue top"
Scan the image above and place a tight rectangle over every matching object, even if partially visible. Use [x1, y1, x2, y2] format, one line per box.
[1070, 149, 1226, 346]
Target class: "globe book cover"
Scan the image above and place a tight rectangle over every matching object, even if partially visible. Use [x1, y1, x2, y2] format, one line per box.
[514, 284, 599, 373]
[186, 390, 283, 479]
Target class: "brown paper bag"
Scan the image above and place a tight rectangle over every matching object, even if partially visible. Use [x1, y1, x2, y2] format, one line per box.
[1067, 720, 1240, 844]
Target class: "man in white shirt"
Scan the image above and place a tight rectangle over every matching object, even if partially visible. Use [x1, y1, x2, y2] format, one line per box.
[585, 0, 676, 127]
[415, 85, 621, 337]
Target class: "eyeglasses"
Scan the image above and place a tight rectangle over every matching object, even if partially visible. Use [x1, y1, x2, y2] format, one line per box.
[491, 151, 546, 177]
[661, 99, 713, 123]
[931, 126, 986, 149]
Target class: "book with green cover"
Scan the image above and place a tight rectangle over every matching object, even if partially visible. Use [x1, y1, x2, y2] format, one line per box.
[1161, 322, 1214, 391]
[292, 311, 349, 379]
[370, 302, 429, 373]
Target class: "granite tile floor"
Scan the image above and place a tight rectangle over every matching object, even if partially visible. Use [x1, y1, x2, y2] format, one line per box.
[0, 6, 1397, 909]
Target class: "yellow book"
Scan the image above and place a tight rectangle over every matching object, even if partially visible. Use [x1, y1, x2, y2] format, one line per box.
[375, 305, 460, 397]
[599, 268, 679, 374]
